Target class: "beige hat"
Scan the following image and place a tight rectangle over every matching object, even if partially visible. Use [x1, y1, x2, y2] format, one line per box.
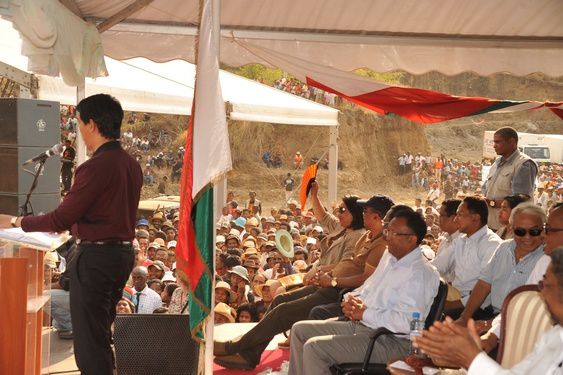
[247, 217, 259, 227]
[148, 242, 160, 249]
[215, 281, 233, 299]
[151, 211, 165, 222]
[154, 238, 166, 247]
[254, 279, 278, 298]
[214, 302, 235, 323]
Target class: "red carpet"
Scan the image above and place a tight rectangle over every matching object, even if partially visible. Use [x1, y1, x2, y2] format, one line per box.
[213, 349, 290, 374]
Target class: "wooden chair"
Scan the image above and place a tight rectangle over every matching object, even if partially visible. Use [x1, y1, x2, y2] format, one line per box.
[496, 284, 554, 368]
[330, 278, 448, 375]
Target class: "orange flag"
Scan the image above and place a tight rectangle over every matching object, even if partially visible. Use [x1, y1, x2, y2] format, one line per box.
[300, 163, 318, 210]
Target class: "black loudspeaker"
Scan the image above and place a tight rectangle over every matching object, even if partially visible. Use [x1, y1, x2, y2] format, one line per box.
[0, 98, 61, 215]
[114, 314, 199, 375]
[0, 98, 60, 147]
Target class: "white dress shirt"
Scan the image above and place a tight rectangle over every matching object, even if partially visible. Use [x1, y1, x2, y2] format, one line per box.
[489, 253, 551, 338]
[351, 247, 440, 334]
[133, 285, 162, 314]
[469, 325, 563, 375]
[433, 226, 501, 307]
[432, 231, 461, 283]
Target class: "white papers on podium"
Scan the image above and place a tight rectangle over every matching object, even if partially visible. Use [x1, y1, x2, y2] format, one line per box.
[0, 228, 70, 251]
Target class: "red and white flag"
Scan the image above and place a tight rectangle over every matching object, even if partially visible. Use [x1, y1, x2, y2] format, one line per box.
[237, 41, 563, 124]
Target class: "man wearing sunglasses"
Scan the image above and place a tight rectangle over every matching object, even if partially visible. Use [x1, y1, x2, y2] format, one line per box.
[479, 202, 563, 353]
[457, 202, 546, 327]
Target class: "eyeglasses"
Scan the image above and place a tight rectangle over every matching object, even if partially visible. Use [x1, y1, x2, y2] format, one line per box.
[513, 227, 543, 237]
[544, 225, 563, 235]
[383, 229, 415, 238]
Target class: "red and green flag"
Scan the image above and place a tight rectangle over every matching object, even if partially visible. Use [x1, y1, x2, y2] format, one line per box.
[176, 0, 231, 341]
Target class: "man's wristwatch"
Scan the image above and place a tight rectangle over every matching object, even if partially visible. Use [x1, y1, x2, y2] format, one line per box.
[331, 277, 338, 287]
[10, 216, 19, 228]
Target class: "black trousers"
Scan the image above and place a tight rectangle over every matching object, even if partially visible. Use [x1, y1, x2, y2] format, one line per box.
[227, 285, 341, 366]
[69, 243, 134, 375]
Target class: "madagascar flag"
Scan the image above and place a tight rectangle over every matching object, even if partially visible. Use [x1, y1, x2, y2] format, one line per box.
[176, 0, 231, 341]
[300, 163, 318, 210]
[236, 41, 563, 124]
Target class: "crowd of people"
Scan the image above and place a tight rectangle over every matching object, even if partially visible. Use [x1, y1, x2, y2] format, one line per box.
[40, 99, 562, 374]
[271, 77, 339, 107]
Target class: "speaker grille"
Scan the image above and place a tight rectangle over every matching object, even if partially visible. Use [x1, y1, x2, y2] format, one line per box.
[114, 314, 199, 375]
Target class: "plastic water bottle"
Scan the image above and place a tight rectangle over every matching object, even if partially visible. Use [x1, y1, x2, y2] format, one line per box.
[409, 312, 424, 356]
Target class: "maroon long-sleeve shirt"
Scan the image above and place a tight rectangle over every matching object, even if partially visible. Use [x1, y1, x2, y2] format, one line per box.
[22, 141, 143, 241]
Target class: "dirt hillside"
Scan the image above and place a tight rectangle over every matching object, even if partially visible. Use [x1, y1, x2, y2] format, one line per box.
[133, 70, 562, 208]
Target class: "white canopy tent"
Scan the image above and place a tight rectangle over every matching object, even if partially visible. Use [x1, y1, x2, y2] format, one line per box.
[0, 19, 338, 126]
[2, 0, 561, 78]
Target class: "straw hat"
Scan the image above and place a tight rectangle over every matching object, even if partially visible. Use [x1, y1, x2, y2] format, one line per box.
[214, 302, 235, 323]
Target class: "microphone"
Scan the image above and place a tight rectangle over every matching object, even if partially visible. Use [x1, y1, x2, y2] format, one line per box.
[23, 144, 64, 166]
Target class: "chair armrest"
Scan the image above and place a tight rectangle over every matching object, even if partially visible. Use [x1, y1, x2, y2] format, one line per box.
[362, 328, 396, 370]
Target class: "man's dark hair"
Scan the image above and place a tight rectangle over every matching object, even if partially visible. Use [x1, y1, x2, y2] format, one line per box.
[294, 248, 308, 260]
[504, 194, 531, 209]
[494, 127, 519, 142]
[76, 94, 123, 140]
[441, 199, 462, 217]
[342, 195, 364, 230]
[385, 205, 413, 223]
[224, 255, 242, 267]
[235, 303, 259, 323]
[550, 247, 563, 293]
[147, 279, 162, 289]
[394, 210, 427, 245]
[463, 196, 488, 226]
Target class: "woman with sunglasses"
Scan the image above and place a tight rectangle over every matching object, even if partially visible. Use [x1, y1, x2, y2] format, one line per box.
[303, 181, 366, 285]
[457, 201, 547, 327]
[495, 193, 531, 240]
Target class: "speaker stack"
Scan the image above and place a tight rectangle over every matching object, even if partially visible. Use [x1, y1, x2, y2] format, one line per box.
[0, 98, 61, 215]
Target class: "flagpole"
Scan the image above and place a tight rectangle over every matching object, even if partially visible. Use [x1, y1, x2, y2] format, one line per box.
[204, 0, 221, 373]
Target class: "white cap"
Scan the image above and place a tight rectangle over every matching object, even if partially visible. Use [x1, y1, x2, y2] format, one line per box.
[229, 228, 241, 237]
[313, 225, 324, 233]
[216, 235, 226, 243]
[306, 237, 317, 245]
[167, 240, 177, 249]
[162, 271, 176, 282]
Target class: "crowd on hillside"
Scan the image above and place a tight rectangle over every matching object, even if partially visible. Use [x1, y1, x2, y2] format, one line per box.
[269, 77, 340, 107]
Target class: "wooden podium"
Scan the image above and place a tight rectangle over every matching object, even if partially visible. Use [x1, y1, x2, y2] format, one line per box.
[0, 242, 51, 375]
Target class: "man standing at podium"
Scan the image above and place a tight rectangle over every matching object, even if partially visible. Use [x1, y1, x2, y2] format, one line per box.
[0, 94, 143, 375]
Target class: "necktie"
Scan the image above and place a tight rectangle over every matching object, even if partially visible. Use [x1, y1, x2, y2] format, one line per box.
[135, 292, 141, 313]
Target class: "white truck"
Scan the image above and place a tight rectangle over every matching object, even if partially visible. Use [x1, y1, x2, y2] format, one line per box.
[483, 131, 563, 164]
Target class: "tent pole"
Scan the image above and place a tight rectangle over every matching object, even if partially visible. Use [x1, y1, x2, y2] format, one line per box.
[75, 82, 86, 166]
[328, 125, 338, 206]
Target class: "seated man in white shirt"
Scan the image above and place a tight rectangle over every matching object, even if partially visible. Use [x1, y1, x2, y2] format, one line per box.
[413, 247, 563, 375]
[131, 266, 163, 314]
[480, 203, 563, 353]
[456, 203, 546, 326]
[431, 198, 462, 283]
[433, 196, 502, 319]
[288, 209, 440, 375]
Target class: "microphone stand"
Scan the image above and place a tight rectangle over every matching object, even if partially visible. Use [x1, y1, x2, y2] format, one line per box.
[20, 157, 48, 216]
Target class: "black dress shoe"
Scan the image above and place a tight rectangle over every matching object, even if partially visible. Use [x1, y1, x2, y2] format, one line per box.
[214, 353, 256, 370]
